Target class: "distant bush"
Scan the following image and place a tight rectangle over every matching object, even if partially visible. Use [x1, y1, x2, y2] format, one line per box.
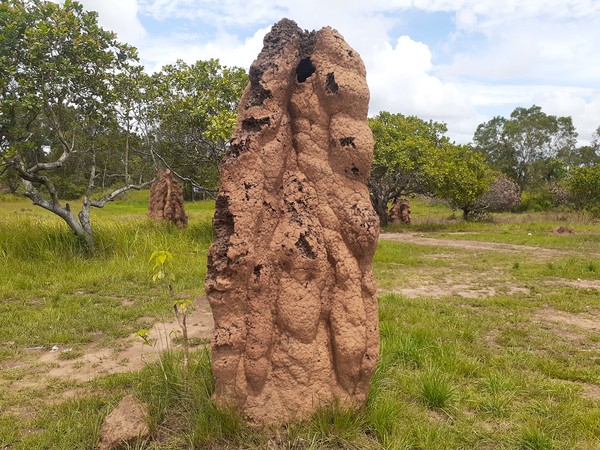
[519, 188, 553, 212]
[477, 174, 521, 212]
[549, 181, 573, 206]
[568, 165, 600, 211]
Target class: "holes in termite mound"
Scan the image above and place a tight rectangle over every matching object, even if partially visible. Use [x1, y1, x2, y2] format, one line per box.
[339, 137, 356, 148]
[253, 264, 263, 281]
[295, 232, 316, 259]
[296, 58, 316, 83]
[344, 164, 361, 177]
[227, 137, 251, 158]
[242, 116, 270, 132]
[325, 72, 339, 94]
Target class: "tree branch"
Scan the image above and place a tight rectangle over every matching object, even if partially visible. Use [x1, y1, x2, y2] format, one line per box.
[150, 149, 218, 197]
[89, 179, 156, 208]
[27, 147, 73, 174]
[11, 157, 61, 205]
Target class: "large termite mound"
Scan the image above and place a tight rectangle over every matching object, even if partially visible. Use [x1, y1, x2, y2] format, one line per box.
[205, 18, 380, 425]
[148, 170, 188, 227]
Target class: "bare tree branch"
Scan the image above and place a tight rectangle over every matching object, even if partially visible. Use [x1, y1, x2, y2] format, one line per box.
[89, 179, 156, 208]
[27, 148, 73, 174]
[150, 149, 218, 197]
[11, 157, 61, 205]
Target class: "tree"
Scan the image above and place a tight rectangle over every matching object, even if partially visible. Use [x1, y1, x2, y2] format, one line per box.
[571, 125, 600, 167]
[368, 112, 449, 225]
[423, 144, 494, 219]
[0, 0, 151, 252]
[568, 165, 600, 211]
[473, 105, 578, 189]
[148, 59, 248, 198]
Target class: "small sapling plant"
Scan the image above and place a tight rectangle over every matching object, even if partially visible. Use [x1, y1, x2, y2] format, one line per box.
[148, 250, 194, 381]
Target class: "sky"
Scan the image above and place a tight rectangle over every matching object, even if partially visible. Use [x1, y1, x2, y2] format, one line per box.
[73, 0, 600, 145]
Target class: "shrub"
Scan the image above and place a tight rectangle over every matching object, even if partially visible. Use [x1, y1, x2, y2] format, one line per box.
[549, 181, 573, 206]
[477, 174, 521, 212]
[519, 188, 553, 212]
[568, 165, 600, 210]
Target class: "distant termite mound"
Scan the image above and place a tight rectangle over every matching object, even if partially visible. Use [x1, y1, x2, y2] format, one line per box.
[148, 170, 188, 227]
[205, 18, 380, 425]
[388, 199, 411, 224]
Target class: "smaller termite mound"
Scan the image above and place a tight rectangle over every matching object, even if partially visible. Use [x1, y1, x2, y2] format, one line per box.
[148, 170, 188, 227]
[387, 199, 411, 224]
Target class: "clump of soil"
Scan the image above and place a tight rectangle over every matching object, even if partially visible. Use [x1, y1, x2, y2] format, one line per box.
[99, 395, 149, 450]
[553, 226, 574, 234]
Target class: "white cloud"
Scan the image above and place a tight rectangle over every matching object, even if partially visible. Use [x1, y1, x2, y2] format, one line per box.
[366, 36, 479, 138]
[138, 0, 285, 25]
[140, 27, 269, 73]
[78, 0, 146, 45]
[465, 84, 600, 144]
[73, 0, 600, 144]
[533, 89, 600, 145]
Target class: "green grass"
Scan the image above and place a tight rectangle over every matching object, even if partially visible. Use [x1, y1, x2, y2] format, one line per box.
[2, 192, 600, 449]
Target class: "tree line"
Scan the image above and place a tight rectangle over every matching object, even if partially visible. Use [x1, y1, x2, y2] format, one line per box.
[0, 0, 247, 251]
[369, 107, 600, 224]
[2, 0, 599, 250]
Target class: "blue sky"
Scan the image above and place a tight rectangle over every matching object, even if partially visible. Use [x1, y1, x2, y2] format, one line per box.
[76, 0, 600, 145]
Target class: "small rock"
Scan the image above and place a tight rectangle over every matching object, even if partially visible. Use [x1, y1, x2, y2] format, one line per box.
[99, 395, 149, 450]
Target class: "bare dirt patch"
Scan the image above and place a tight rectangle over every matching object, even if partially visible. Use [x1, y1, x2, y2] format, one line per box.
[553, 226, 574, 234]
[386, 273, 530, 299]
[35, 298, 213, 383]
[547, 278, 600, 292]
[581, 383, 600, 400]
[531, 305, 600, 334]
[484, 328, 502, 348]
[380, 232, 570, 258]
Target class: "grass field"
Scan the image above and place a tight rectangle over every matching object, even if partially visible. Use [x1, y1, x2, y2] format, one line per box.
[1, 192, 600, 449]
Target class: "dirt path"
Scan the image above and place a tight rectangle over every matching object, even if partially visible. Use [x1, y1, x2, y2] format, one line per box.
[17, 298, 214, 384]
[379, 232, 572, 258]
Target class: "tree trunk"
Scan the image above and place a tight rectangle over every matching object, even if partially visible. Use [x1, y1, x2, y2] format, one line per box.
[78, 197, 96, 253]
[371, 194, 388, 226]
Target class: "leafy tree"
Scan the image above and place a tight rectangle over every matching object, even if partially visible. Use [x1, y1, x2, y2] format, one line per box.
[423, 144, 494, 219]
[368, 112, 449, 225]
[568, 165, 600, 211]
[572, 125, 600, 167]
[0, 0, 149, 252]
[148, 59, 248, 197]
[473, 105, 577, 189]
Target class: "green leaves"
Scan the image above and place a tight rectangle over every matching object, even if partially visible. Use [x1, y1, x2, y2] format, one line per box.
[423, 143, 494, 217]
[568, 165, 600, 210]
[368, 112, 451, 223]
[149, 250, 174, 283]
[0, 0, 139, 194]
[148, 59, 248, 189]
[473, 105, 578, 189]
